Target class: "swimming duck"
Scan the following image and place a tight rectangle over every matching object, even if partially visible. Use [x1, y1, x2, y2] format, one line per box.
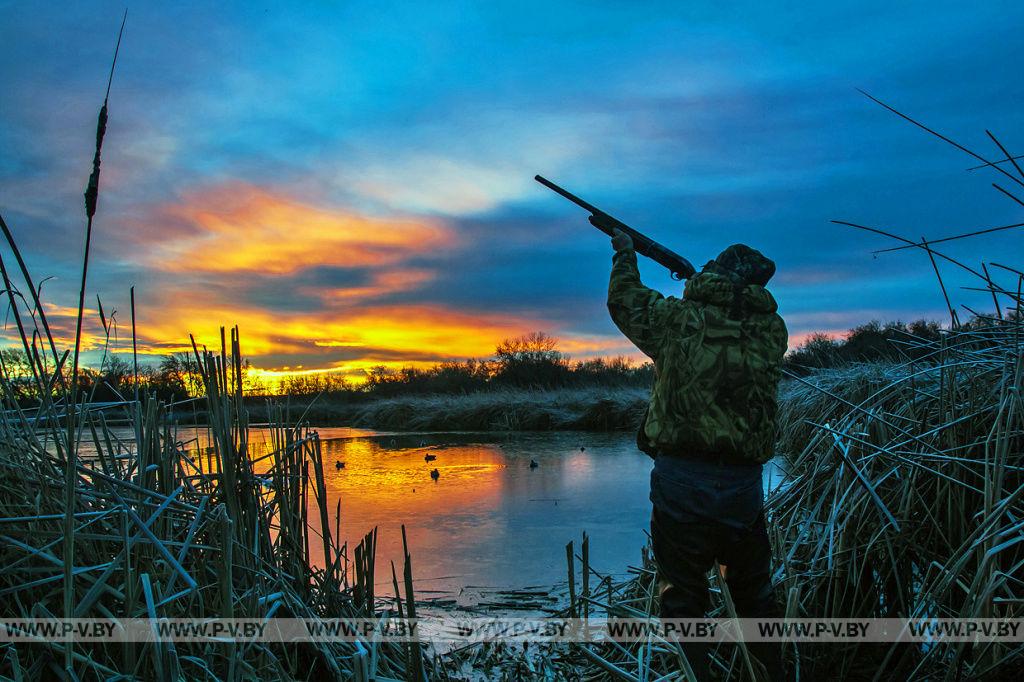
[335, 461, 345, 469]
[529, 459, 539, 469]
[424, 454, 437, 462]
[430, 468, 440, 481]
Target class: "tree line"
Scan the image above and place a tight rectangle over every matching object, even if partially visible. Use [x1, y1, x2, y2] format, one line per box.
[1, 319, 986, 404]
[783, 319, 946, 373]
[282, 331, 654, 397]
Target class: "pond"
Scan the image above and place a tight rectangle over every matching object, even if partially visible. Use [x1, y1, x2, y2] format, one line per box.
[79, 426, 783, 604]
[315, 430, 654, 604]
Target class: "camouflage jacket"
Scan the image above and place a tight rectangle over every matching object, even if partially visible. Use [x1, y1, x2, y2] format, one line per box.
[607, 248, 788, 464]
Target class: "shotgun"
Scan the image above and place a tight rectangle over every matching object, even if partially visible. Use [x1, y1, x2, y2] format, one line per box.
[534, 175, 696, 280]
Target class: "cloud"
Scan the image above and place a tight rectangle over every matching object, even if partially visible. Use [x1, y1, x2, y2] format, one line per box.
[773, 266, 861, 286]
[16, 177, 637, 377]
[139, 182, 454, 275]
[0, 302, 117, 361]
[321, 268, 436, 303]
[345, 156, 534, 216]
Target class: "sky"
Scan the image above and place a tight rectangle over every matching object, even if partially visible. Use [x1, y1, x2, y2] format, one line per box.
[1, 1, 1023, 383]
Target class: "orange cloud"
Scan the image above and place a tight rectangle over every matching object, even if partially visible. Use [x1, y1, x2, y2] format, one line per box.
[320, 268, 436, 301]
[146, 183, 454, 274]
[116, 182, 645, 372]
[555, 335, 639, 357]
[137, 301, 549, 364]
[1, 303, 109, 352]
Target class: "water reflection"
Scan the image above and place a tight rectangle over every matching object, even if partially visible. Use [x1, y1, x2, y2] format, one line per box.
[318, 432, 653, 601]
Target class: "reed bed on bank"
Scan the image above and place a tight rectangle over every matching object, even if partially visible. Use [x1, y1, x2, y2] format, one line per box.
[0, 320, 429, 680]
[765, 317, 1024, 680]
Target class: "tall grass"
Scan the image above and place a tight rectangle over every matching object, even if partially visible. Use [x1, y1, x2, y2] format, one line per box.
[0, 312, 428, 679]
[766, 316, 1023, 679]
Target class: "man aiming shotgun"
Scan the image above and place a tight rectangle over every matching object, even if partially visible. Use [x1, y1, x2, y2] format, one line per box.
[537, 176, 788, 680]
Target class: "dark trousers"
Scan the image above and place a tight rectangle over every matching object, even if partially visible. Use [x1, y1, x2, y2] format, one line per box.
[651, 505, 783, 680]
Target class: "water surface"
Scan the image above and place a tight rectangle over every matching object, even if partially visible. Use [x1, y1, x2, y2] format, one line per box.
[316, 430, 653, 600]
[79, 426, 782, 603]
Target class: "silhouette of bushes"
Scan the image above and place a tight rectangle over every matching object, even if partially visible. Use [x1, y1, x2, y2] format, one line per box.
[785, 319, 944, 373]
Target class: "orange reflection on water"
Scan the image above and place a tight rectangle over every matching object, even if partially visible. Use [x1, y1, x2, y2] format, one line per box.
[310, 436, 521, 593]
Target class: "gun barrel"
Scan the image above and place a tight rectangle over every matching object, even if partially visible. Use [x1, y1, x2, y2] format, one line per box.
[533, 175, 602, 215]
[534, 175, 697, 280]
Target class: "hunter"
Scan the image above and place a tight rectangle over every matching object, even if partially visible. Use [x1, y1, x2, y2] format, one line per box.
[607, 228, 788, 680]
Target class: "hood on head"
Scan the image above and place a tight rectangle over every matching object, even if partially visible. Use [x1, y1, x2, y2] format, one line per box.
[684, 272, 778, 314]
[703, 244, 776, 287]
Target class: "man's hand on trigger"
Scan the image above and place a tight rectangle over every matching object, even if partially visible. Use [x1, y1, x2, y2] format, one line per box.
[611, 228, 634, 252]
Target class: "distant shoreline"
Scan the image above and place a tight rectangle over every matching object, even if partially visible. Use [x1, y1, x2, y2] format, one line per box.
[234, 386, 651, 432]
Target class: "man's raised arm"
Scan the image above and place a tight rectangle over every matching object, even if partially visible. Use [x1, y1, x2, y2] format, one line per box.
[607, 229, 671, 360]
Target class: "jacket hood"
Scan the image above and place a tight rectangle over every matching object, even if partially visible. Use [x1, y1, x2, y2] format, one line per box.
[709, 243, 776, 287]
[683, 272, 778, 314]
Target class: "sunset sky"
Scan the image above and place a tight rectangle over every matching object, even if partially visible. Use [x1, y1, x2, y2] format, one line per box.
[2, 2, 1023, 382]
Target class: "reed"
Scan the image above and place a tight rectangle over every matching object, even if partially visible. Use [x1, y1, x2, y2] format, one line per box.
[0, 314, 430, 678]
[304, 386, 651, 432]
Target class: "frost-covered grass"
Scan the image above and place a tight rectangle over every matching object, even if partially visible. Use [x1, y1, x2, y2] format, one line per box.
[290, 386, 652, 432]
